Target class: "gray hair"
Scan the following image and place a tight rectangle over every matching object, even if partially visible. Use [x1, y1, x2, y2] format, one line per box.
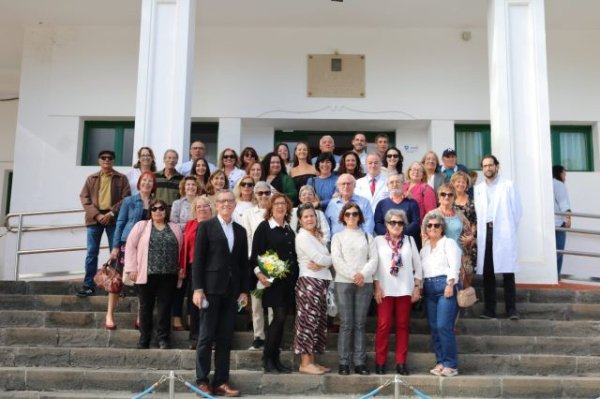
[298, 185, 316, 198]
[216, 189, 235, 201]
[421, 211, 446, 235]
[254, 181, 270, 194]
[384, 209, 407, 225]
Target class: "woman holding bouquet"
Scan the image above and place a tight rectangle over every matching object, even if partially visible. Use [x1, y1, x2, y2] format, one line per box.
[250, 193, 298, 373]
[293, 203, 332, 375]
[331, 202, 378, 375]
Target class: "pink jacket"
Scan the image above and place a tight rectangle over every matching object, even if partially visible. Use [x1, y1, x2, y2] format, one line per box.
[403, 182, 437, 221]
[124, 220, 183, 284]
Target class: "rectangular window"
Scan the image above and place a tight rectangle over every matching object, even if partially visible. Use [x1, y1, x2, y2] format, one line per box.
[551, 126, 594, 171]
[190, 122, 219, 166]
[454, 124, 491, 170]
[82, 121, 134, 166]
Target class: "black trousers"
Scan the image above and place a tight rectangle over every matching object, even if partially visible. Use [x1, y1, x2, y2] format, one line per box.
[483, 225, 516, 315]
[187, 276, 200, 342]
[195, 293, 237, 387]
[264, 306, 287, 359]
[137, 273, 177, 344]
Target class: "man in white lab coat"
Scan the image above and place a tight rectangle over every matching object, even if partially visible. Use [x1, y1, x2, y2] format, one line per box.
[474, 155, 522, 320]
[355, 153, 389, 213]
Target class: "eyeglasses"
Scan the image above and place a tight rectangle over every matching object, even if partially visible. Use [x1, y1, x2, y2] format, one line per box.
[150, 206, 165, 212]
[426, 223, 442, 229]
[344, 211, 360, 217]
[240, 182, 255, 188]
[100, 156, 114, 161]
[217, 199, 235, 204]
[387, 154, 400, 159]
[196, 204, 211, 210]
[387, 220, 404, 227]
[256, 191, 271, 196]
[243, 153, 255, 157]
[439, 192, 454, 198]
[388, 180, 402, 186]
[223, 154, 236, 160]
[273, 202, 287, 207]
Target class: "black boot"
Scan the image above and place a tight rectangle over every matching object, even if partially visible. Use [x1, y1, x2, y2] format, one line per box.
[273, 354, 292, 374]
[263, 357, 279, 373]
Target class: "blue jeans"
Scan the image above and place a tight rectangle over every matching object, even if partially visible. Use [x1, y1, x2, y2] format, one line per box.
[423, 276, 459, 369]
[335, 282, 373, 366]
[555, 223, 567, 276]
[84, 223, 115, 288]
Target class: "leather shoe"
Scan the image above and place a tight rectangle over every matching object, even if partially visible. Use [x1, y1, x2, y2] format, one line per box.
[213, 383, 240, 397]
[354, 365, 370, 375]
[273, 356, 292, 374]
[375, 364, 386, 375]
[196, 383, 212, 396]
[158, 340, 171, 350]
[136, 341, 149, 349]
[263, 357, 279, 374]
[396, 363, 409, 375]
[338, 364, 350, 375]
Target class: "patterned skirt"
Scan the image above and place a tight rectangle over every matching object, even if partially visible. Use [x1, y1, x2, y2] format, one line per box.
[293, 276, 329, 355]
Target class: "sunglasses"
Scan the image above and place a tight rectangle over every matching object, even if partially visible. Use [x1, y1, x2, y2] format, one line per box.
[240, 182, 255, 188]
[150, 206, 165, 212]
[387, 220, 404, 227]
[439, 192, 455, 198]
[100, 156, 114, 161]
[256, 191, 271, 196]
[344, 211, 360, 217]
[223, 154, 236, 160]
[426, 223, 442, 229]
[387, 154, 400, 159]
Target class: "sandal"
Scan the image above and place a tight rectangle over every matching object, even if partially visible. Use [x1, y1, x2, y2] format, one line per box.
[430, 363, 444, 376]
[440, 367, 459, 377]
[299, 363, 326, 375]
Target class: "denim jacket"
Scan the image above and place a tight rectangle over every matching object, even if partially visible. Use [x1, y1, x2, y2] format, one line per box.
[112, 194, 147, 247]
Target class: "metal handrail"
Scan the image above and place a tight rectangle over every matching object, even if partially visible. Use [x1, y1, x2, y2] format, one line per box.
[3, 208, 107, 281]
[555, 211, 600, 282]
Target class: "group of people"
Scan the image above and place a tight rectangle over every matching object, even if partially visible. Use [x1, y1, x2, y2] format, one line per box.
[77, 133, 524, 397]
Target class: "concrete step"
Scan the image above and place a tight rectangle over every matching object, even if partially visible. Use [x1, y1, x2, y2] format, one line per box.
[3, 327, 600, 357]
[3, 280, 600, 304]
[2, 309, 600, 337]
[1, 346, 599, 377]
[1, 367, 599, 398]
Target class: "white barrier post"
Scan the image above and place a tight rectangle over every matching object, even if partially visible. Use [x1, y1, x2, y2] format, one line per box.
[168, 370, 175, 398]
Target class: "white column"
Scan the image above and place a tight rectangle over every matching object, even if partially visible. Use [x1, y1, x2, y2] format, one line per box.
[488, 0, 557, 283]
[218, 118, 242, 154]
[133, 0, 196, 168]
[427, 120, 455, 155]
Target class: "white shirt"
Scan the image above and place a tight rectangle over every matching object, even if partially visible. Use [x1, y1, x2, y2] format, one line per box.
[177, 160, 216, 176]
[217, 214, 234, 252]
[240, 205, 267, 256]
[374, 235, 422, 297]
[126, 168, 142, 195]
[485, 176, 500, 223]
[295, 228, 333, 280]
[420, 236, 461, 284]
[225, 168, 246, 190]
[553, 178, 571, 226]
[233, 201, 254, 225]
[331, 228, 378, 284]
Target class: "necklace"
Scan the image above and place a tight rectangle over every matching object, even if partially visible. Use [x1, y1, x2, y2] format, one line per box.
[439, 207, 455, 217]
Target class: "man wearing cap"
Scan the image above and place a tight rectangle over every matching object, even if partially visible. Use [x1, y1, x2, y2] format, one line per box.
[176, 140, 216, 176]
[77, 150, 131, 297]
[439, 148, 469, 183]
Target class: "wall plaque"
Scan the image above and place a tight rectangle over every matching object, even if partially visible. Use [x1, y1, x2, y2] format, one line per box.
[307, 54, 365, 98]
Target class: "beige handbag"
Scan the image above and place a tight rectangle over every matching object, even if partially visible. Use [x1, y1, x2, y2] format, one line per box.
[457, 286, 477, 308]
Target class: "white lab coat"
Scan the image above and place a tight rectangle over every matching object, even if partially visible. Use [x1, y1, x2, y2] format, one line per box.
[474, 176, 522, 274]
[355, 173, 389, 213]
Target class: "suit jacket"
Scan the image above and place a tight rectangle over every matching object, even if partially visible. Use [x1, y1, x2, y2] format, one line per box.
[192, 216, 249, 296]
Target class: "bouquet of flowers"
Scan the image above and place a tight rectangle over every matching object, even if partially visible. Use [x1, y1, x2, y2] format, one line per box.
[251, 250, 290, 298]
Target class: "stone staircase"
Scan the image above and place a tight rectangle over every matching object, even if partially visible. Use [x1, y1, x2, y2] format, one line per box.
[1, 280, 600, 398]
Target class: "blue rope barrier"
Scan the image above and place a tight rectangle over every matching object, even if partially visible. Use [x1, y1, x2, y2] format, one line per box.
[357, 375, 432, 399]
[358, 385, 385, 399]
[131, 383, 157, 399]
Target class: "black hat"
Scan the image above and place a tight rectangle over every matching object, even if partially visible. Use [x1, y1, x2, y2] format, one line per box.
[442, 148, 457, 157]
[98, 149, 116, 159]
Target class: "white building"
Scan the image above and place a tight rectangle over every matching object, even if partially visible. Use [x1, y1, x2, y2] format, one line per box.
[0, 0, 598, 283]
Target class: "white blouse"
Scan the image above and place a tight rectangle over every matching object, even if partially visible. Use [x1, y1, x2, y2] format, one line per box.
[331, 228, 378, 284]
[374, 235, 422, 297]
[290, 208, 331, 243]
[295, 228, 333, 281]
[420, 236, 461, 284]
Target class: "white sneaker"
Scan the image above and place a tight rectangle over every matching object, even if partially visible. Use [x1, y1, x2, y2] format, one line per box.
[440, 367, 459, 377]
[429, 364, 443, 376]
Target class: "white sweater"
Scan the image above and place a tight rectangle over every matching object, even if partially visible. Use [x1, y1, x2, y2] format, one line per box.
[295, 228, 333, 280]
[331, 228, 378, 284]
[374, 235, 422, 297]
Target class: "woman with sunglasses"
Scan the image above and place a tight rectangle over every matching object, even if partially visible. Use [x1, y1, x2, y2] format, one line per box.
[293, 203, 333, 375]
[331, 202, 378, 376]
[261, 152, 298, 204]
[420, 211, 461, 377]
[239, 147, 259, 170]
[435, 183, 474, 255]
[290, 185, 330, 243]
[124, 198, 183, 350]
[373, 209, 422, 375]
[290, 142, 317, 191]
[190, 158, 211, 188]
[337, 151, 365, 180]
[180, 196, 213, 348]
[250, 193, 298, 373]
[106, 171, 156, 330]
[233, 175, 256, 223]
[218, 148, 245, 189]
[383, 147, 404, 178]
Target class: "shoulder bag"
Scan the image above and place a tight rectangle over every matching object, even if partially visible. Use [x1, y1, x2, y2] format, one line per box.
[93, 258, 123, 294]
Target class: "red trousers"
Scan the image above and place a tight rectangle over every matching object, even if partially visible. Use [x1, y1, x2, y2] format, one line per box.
[375, 295, 412, 365]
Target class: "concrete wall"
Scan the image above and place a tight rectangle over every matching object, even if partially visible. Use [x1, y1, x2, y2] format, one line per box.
[3, 24, 600, 281]
[0, 100, 17, 277]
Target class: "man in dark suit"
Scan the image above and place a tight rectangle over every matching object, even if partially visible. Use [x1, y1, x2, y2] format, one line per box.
[192, 190, 249, 397]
